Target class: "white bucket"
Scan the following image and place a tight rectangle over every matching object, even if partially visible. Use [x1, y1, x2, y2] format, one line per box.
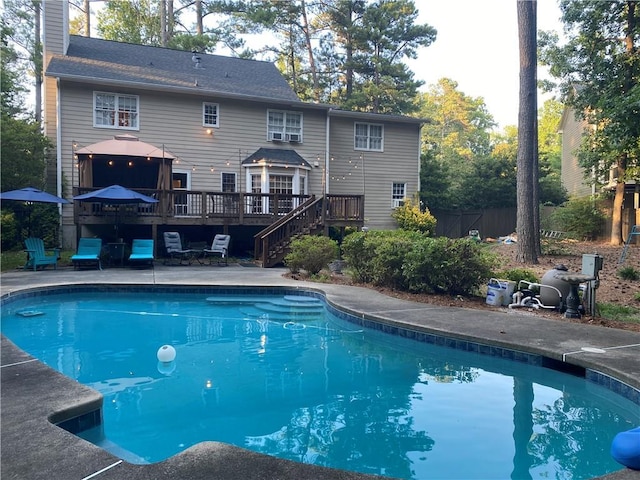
[486, 279, 504, 306]
[486, 278, 516, 306]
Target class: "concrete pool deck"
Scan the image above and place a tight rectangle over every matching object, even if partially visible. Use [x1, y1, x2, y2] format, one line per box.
[1, 263, 639, 480]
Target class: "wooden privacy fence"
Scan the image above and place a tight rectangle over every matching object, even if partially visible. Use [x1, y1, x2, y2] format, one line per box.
[431, 208, 517, 240]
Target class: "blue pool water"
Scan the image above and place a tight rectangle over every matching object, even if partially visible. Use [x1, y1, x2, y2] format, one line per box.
[2, 290, 639, 479]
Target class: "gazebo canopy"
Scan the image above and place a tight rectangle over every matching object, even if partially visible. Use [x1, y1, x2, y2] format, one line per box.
[75, 134, 176, 159]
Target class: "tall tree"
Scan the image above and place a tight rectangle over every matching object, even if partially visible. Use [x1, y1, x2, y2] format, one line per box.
[1, 23, 51, 192]
[345, 0, 436, 114]
[515, 0, 539, 263]
[3, 0, 42, 123]
[416, 78, 495, 209]
[539, 0, 640, 245]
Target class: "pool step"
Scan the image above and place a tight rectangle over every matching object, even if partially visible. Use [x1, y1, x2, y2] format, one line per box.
[225, 295, 325, 321]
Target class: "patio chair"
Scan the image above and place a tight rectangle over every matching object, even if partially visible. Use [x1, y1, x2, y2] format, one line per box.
[202, 234, 230, 265]
[71, 238, 102, 270]
[163, 232, 194, 265]
[23, 237, 59, 271]
[128, 239, 155, 267]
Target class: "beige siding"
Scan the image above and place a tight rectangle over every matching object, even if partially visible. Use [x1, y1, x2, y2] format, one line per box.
[559, 109, 592, 197]
[328, 117, 420, 229]
[55, 84, 331, 234]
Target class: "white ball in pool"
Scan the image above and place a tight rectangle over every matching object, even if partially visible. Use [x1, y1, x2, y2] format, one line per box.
[157, 345, 176, 363]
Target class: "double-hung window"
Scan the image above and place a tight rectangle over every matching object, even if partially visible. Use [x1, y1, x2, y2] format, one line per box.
[94, 92, 139, 129]
[203, 103, 219, 127]
[354, 122, 383, 151]
[392, 183, 406, 208]
[268, 110, 302, 142]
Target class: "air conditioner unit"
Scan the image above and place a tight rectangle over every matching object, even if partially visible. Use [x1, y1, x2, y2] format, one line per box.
[287, 133, 301, 143]
[269, 132, 283, 142]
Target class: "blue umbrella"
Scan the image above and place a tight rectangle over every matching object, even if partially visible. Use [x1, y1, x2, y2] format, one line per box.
[0, 187, 69, 204]
[1, 187, 69, 236]
[73, 185, 159, 240]
[73, 184, 158, 204]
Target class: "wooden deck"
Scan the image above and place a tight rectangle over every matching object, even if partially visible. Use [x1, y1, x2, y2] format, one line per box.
[73, 189, 364, 231]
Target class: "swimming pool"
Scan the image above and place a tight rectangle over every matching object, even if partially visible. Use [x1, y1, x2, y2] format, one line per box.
[2, 287, 639, 479]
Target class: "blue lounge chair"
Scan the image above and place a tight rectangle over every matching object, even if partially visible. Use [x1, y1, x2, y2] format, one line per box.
[23, 237, 59, 271]
[129, 239, 154, 267]
[71, 238, 102, 270]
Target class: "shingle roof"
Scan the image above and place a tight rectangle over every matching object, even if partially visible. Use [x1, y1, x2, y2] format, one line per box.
[242, 148, 311, 168]
[45, 36, 302, 103]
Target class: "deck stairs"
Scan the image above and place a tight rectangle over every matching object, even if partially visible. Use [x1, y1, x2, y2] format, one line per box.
[254, 196, 325, 268]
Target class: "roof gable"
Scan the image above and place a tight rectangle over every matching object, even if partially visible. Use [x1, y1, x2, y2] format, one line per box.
[45, 36, 301, 103]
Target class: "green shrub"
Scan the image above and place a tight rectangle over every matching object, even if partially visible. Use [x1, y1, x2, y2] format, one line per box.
[1, 210, 19, 250]
[549, 197, 605, 240]
[369, 230, 423, 289]
[391, 198, 437, 235]
[284, 235, 339, 275]
[342, 230, 420, 285]
[618, 266, 640, 281]
[341, 231, 377, 283]
[495, 268, 539, 285]
[403, 237, 496, 295]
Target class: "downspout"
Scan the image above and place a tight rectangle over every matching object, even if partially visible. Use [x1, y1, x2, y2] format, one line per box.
[56, 78, 64, 246]
[417, 123, 422, 195]
[325, 110, 330, 195]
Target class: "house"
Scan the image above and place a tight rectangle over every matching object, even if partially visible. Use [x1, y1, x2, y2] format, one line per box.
[558, 107, 639, 239]
[42, 1, 425, 265]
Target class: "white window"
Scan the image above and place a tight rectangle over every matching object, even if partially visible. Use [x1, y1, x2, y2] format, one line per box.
[203, 103, 219, 127]
[221, 172, 236, 192]
[392, 183, 406, 208]
[354, 122, 383, 151]
[94, 92, 139, 129]
[267, 110, 302, 142]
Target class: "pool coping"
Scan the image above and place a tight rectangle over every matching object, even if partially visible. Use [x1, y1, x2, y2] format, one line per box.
[1, 267, 639, 480]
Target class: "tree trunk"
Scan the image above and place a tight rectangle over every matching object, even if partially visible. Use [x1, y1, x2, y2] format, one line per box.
[83, 0, 90, 36]
[196, 0, 203, 35]
[610, 156, 627, 245]
[300, 0, 320, 101]
[515, 0, 539, 264]
[160, 0, 167, 47]
[34, 0, 42, 124]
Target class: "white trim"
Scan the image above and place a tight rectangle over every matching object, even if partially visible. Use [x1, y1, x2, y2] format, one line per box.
[267, 109, 303, 143]
[202, 102, 220, 127]
[354, 122, 384, 152]
[93, 91, 139, 130]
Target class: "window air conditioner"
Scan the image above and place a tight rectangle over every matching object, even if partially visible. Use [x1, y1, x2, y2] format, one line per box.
[269, 132, 283, 141]
[287, 133, 301, 143]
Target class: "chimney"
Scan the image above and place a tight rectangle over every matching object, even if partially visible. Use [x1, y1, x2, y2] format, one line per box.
[43, 0, 70, 68]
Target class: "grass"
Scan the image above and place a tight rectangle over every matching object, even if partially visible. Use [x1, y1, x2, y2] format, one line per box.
[597, 303, 640, 324]
[1, 249, 75, 271]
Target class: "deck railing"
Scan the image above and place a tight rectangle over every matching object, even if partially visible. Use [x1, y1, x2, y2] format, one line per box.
[73, 189, 364, 227]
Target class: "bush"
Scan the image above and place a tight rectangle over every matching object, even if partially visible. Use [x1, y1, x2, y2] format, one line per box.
[618, 266, 640, 281]
[391, 198, 437, 235]
[495, 268, 539, 285]
[403, 237, 496, 295]
[284, 235, 339, 275]
[341, 230, 422, 287]
[550, 197, 605, 240]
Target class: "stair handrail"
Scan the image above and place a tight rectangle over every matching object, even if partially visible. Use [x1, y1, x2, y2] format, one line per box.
[254, 196, 324, 266]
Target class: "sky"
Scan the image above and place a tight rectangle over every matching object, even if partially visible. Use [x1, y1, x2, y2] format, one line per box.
[407, 0, 565, 130]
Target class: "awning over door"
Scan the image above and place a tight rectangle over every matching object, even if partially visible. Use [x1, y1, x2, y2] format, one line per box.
[242, 148, 311, 169]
